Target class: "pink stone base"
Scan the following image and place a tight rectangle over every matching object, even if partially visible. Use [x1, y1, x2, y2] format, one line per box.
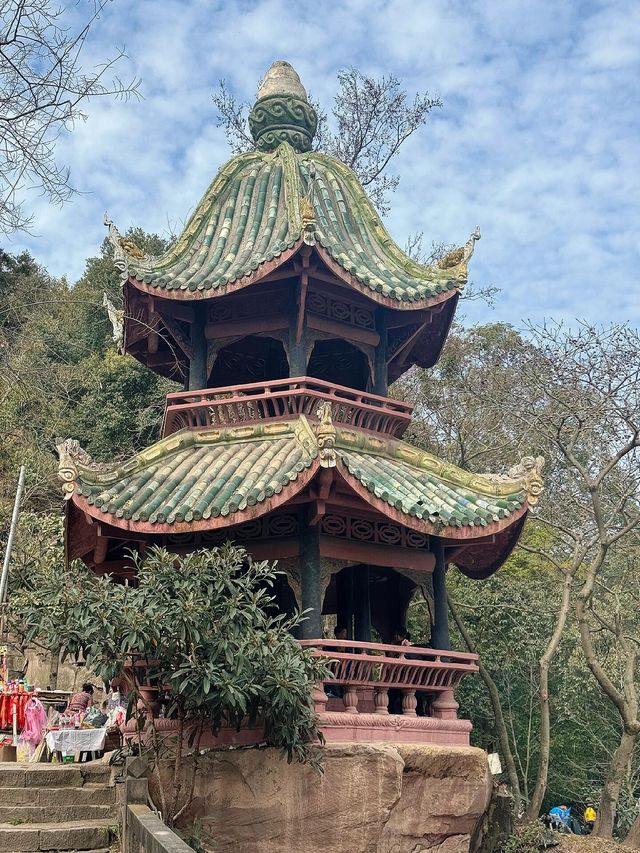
[318, 712, 472, 746]
[124, 711, 472, 749]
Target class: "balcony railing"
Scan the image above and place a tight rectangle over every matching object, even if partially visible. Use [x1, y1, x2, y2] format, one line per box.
[162, 377, 413, 438]
[122, 640, 478, 747]
[299, 639, 479, 717]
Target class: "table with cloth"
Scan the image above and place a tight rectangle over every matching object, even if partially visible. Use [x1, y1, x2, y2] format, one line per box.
[45, 727, 106, 761]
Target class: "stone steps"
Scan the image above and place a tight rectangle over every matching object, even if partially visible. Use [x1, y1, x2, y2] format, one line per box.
[0, 767, 112, 790]
[0, 804, 116, 822]
[0, 818, 114, 851]
[0, 788, 115, 806]
[0, 763, 117, 852]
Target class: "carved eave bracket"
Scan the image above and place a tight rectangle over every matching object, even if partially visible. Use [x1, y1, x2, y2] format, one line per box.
[314, 401, 337, 467]
[102, 293, 124, 352]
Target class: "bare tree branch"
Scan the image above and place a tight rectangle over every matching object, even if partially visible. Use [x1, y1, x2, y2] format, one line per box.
[0, 0, 141, 234]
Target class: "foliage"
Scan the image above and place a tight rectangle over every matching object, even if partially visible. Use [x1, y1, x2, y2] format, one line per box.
[395, 322, 640, 834]
[499, 820, 547, 853]
[0, 0, 140, 234]
[0, 237, 174, 517]
[214, 67, 440, 213]
[9, 543, 327, 824]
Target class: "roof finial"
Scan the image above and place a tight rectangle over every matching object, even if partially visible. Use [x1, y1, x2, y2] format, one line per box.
[249, 61, 317, 153]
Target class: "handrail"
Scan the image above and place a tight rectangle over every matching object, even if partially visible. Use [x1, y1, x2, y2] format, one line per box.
[298, 640, 479, 692]
[298, 639, 478, 661]
[162, 376, 413, 438]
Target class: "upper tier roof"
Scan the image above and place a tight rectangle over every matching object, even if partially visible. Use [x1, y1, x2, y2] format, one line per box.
[106, 60, 480, 308]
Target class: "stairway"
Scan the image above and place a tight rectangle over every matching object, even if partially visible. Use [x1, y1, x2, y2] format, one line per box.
[0, 763, 118, 852]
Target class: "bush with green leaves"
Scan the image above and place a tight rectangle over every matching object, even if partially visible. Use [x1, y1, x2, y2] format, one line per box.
[10, 543, 327, 823]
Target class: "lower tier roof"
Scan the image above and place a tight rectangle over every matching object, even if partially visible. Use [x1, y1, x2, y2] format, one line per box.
[57, 413, 543, 578]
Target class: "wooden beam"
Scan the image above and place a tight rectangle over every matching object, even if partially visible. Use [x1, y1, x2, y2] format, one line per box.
[296, 258, 309, 345]
[309, 469, 334, 526]
[306, 312, 379, 346]
[254, 265, 298, 284]
[385, 309, 431, 329]
[147, 352, 181, 368]
[387, 321, 430, 366]
[93, 536, 109, 565]
[148, 328, 159, 354]
[204, 316, 288, 340]
[155, 311, 194, 358]
[319, 536, 435, 572]
[150, 298, 194, 323]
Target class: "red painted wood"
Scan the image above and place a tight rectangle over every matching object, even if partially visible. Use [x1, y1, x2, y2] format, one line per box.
[299, 639, 478, 692]
[161, 375, 413, 437]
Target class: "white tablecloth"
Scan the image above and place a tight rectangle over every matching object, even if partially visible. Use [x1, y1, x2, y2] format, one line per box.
[46, 727, 106, 754]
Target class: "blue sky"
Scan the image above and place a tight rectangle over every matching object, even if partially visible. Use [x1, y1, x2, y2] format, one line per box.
[6, 0, 640, 326]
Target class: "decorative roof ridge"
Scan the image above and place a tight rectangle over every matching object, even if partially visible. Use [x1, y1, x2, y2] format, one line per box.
[56, 419, 318, 500]
[300, 151, 475, 284]
[332, 428, 544, 505]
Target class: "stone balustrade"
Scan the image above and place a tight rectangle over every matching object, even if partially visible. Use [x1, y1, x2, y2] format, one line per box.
[300, 639, 479, 745]
[121, 640, 478, 747]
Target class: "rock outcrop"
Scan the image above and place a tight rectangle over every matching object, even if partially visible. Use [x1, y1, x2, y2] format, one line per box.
[179, 743, 491, 853]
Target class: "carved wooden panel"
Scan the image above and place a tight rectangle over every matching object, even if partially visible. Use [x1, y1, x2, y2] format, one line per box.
[320, 514, 428, 550]
[307, 290, 375, 330]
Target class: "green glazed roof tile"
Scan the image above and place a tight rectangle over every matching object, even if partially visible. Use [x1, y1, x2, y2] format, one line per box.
[116, 143, 471, 304]
[61, 418, 531, 534]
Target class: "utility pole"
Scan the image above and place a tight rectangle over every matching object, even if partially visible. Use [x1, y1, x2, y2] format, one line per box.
[0, 465, 26, 611]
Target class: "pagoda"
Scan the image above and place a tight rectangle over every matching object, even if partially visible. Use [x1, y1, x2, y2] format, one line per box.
[57, 61, 543, 745]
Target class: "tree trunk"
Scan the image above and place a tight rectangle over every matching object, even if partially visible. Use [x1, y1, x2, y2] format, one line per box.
[168, 710, 185, 827]
[48, 646, 61, 690]
[524, 570, 573, 822]
[449, 595, 522, 813]
[593, 729, 636, 838]
[625, 812, 640, 848]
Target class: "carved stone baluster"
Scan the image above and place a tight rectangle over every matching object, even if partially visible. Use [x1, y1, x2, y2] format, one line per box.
[432, 689, 459, 720]
[312, 683, 328, 715]
[374, 688, 389, 715]
[343, 685, 358, 714]
[401, 690, 417, 717]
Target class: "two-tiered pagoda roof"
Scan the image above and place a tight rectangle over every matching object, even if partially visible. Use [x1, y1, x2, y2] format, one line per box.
[60, 60, 541, 584]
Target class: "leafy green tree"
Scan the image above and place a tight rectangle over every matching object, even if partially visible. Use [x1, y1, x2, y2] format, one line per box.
[0, 234, 174, 516]
[10, 543, 327, 826]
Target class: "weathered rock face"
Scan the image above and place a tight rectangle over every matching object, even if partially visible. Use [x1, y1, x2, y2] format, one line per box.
[179, 743, 491, 853]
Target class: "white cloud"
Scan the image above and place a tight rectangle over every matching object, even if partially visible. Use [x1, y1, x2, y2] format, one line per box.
[5, 0, 639, 329]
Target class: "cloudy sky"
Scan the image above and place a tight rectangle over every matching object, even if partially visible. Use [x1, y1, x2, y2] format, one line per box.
[6, 0, 640, 326]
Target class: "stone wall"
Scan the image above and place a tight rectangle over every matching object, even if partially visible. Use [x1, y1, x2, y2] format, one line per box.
[125, 804, 193, 853]
[177, 743, 491, 853]
[9, 644, 101, 695]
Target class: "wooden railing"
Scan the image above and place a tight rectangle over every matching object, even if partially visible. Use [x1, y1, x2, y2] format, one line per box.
[161, 377, 413, 438]
[299, 639, 479, 717]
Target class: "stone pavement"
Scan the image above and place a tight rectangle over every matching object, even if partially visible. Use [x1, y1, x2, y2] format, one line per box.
[0, 762, 118, 852]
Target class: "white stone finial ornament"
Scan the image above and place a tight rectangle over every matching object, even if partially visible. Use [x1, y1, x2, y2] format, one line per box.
[256, 60, 308, 100]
